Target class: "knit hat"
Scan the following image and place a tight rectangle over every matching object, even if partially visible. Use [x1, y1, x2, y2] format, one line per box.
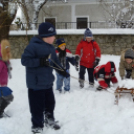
[125, 49, 134, 59]
[84, 28, 93, 39]
[55, 38, 66, 47]
[38, 22, 56, 38]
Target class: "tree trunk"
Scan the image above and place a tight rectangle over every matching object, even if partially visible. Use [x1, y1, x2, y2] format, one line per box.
[20, 0, 47, 30]
[0, 1, 17, 42]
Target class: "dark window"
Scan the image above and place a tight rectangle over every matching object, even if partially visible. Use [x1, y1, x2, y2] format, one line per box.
[45, 18, 56, 27]
[77, 18, 88, 29]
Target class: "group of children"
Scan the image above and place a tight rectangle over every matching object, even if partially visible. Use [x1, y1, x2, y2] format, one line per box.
[0, 22, 134, 134]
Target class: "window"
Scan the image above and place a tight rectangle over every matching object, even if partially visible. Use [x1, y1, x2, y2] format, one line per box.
[77, 18, 88, 29]
[45, 18, 56, 27]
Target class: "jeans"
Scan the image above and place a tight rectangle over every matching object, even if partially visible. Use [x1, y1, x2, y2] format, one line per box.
[56, 71, 70, 91]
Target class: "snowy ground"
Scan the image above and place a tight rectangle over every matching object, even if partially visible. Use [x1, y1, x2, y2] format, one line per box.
[1, 55, 134, 134]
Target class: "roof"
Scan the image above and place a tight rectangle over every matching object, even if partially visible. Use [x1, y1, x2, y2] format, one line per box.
[47, 0, 125, 4]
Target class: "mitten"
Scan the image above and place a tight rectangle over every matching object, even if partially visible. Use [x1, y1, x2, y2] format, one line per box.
[93, 59, 100, 68]
[75, 56, 80, 71]
[40, 58, 50, 67]
[125, 70, 132, 79]
[58, 69, 70, 78]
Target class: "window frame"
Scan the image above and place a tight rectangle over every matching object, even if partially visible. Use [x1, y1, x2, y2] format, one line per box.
[76, 16, 89, 29]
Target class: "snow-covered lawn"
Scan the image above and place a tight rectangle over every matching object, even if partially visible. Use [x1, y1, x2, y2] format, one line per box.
[1, 55, 134, 134]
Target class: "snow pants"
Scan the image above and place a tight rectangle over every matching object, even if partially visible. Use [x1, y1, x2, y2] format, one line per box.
[79, 65, 94, 85]
[56, 72, 70, 91]
[28, 87, 55, 129]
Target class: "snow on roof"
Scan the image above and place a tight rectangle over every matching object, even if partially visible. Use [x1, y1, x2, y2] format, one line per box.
[9, 29, 134, 36]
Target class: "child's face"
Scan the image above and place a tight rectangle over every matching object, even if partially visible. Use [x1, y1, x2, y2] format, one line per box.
[43, 36, 55, 44]
[125, 58, 133, 64]
[59, 45, 66, 51]
[86, 37, 92, 42]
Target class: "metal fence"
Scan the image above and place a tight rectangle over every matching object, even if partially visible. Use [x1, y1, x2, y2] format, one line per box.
[11, 21, 134, 30]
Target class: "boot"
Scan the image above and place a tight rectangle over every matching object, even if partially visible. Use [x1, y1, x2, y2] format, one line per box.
[0, 111, 4, 118]
[32, 127, 43, 134]
[44, 117, 60, 130]
[89, 82, 94, 88]
[96, 86, 103, 91]
[0, 98, 9, 118]
[79, 80, 84, 89]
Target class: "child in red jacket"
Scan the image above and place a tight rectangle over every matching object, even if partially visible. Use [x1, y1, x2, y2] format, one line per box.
[94, 61, 118, 91]
[75, 28, 101, 88]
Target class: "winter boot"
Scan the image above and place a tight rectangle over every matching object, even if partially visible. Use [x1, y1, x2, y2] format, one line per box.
[64, 90, 70, 93]
[56, 89, 62, 93]
[96, 86, 103, 91]
[0, 99, 9, 110]
[32, 127, 43, 134]
[0, 111, 4, 118]
[0, 99, 9, 118]
[44, 117, 60, 130]
[89, 82, 94, 88]
[79, 80, 84, 89]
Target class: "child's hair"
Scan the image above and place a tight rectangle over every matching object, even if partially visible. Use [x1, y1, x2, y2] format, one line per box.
[1, 39, 11, 61]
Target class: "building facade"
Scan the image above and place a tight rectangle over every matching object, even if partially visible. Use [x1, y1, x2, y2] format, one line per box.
[21, 0, 134, 29]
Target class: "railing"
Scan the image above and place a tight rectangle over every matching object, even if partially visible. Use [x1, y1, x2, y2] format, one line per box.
[10, 21, 134, 30]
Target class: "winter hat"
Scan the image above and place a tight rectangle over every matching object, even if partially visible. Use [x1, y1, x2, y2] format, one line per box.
[125, 49, 134, 59]
[55, 38, 66, 48]
[84, 28, 93, 40]
[38, 22, 56, 38]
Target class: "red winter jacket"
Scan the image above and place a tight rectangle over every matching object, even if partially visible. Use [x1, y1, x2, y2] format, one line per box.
[94, 62, 118, 89]
[75, 40, 101, 68]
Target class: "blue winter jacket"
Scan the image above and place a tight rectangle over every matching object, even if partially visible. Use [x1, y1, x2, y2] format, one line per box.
[21, 36, 61, 90]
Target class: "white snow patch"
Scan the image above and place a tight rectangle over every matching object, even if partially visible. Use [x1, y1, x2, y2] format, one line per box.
[9, 29, 134, 36]
[119, 79, 134, 89]
[0, 55, 134, 134]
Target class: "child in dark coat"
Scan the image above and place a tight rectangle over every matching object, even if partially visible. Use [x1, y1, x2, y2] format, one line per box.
[21, 22, 68, 134]
[55, 38, 76, 93]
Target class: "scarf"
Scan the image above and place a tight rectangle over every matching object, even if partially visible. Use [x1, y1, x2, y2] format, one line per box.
[57, 47, 66, 69]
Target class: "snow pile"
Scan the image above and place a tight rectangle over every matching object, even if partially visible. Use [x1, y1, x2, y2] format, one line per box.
[1, 55, 134, 134]
[119, 79, 134, 89]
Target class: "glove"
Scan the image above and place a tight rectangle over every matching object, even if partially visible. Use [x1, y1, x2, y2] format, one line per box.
[59, 69, 70, 78]
[75, 56, 80, 71]
[93, 59, 100, 68]
[125, 70, 132, 79]
[40, 58, 50, 67]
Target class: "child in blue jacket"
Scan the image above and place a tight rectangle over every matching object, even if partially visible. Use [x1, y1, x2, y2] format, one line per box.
[55, 38, 76, 93]
[21, 22, 68, 134]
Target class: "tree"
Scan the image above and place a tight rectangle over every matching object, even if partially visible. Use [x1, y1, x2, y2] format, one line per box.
[18, 0, 48, 30]
[99, 0, 134, 28]
[0, 0, 17, 41]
